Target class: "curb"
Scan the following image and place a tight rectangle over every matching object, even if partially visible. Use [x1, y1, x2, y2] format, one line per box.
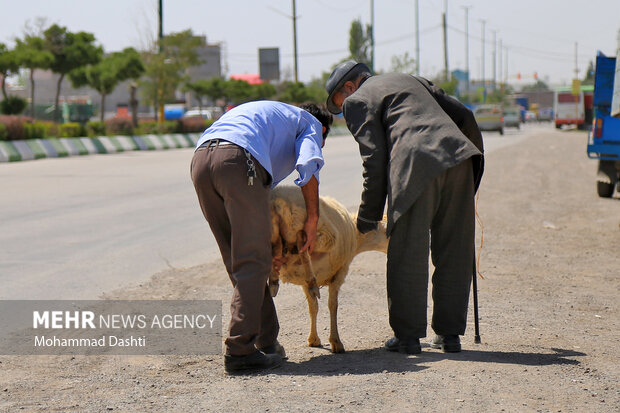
[0, 133, 201, 163]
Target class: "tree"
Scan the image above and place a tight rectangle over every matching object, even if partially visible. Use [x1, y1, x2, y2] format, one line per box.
[139, 29, 203, 121]
[14, 35, 54, 117]
[521, 80, 550, 92]
[348, 19, 372, 68]
[390, 52, 416, 75]
[277, 82, 313, 104]
[224, 79, 254, 105]
[69, 48, 144, 122]
[582, 60, 595, 85]
[44, 24, 102, 122]
[0, 43, 19, 100]
[250, 83, 276, 101]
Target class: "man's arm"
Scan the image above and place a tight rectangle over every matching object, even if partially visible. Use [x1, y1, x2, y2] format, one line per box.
[343, 96, 388, 223]
[299, 175, 319, 254]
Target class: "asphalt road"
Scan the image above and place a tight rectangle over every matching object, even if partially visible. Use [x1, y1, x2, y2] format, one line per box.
[0, 123, 535, 300]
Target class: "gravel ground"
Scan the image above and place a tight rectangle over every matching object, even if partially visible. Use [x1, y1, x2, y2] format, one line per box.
[1, 126, 618, 412]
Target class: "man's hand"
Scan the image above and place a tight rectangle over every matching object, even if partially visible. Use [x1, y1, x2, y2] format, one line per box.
[300, 217, 318, 254]
[356, 216, 378, 234]
[300, 175, 320, 254]
[272, 255, 287, 274]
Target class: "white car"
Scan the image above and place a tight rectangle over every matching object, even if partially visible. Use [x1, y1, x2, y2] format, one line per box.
[182, 109, 212, 120]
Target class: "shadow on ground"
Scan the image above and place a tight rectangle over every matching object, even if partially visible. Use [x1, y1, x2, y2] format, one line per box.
[266, 346, 585, 377]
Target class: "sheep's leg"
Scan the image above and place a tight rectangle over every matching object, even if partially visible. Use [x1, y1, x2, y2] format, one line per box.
[302, 284, 321, 347]
[297, 231, 320, 299]
[327, 267, 349, 353]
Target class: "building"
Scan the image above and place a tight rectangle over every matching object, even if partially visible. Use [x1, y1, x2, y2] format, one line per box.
[16, 36, 221, 120]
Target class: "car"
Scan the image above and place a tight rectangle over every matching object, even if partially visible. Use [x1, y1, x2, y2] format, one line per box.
[182, 108, 213, 120]
[503, 106, 521, 129]
[525, 111, 537, 122]
[474, 104, 504, 135]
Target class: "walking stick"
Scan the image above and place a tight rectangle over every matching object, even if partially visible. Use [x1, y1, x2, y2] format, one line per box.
[472, 258, 481, 343]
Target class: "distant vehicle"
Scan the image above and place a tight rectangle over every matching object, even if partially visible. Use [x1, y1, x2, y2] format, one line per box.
[182, 108, 213, 120]
[503, 106, 521, 129]
[553, 86, 594, 129]
[586, 51, 620, 198]
[538, 107, 554, 121]
[525, 111, 537, 122]
[474, 104, 504, 135]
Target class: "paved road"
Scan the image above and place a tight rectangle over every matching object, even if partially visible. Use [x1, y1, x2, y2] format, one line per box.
[0, 123, 543, 299]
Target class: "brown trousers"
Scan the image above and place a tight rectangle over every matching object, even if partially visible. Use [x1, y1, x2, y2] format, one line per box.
[387, 157, 475, 339]
[190, 142, 278, 356]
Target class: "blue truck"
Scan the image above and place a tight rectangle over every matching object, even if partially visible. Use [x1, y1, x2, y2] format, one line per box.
[586, 51, 620, 197]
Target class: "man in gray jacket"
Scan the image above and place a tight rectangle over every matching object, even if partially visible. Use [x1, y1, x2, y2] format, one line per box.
[325, 61, 484, 354]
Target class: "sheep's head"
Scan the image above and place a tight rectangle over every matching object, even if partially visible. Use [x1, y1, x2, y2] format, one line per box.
[354, 215, 389, 255]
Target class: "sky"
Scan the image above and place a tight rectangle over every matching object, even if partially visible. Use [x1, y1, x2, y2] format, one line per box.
[2, 0, 619, 88]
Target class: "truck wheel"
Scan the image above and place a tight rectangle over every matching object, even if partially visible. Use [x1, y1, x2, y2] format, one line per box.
[555, 124, 561, 129]
[597, 181, 615, 198]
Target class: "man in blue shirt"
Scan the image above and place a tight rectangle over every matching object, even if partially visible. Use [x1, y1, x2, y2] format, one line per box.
[191, 101, 332, 373]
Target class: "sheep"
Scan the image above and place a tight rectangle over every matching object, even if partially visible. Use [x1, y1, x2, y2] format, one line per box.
[269, 185, 388, 353]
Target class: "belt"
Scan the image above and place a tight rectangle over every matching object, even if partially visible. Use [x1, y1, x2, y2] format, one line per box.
[201, 139, 236, 148]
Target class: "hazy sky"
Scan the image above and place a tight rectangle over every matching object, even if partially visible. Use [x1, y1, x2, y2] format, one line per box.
[2, 0, 619, 87]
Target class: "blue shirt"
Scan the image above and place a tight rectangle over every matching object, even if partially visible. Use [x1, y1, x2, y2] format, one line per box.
[195, 101, 324, 187]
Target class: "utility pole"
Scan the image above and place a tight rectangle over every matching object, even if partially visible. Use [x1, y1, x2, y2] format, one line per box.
[415, 0, 420, 75]
[157, 0, 164, 122]
[480, 19, 486, 103]
[504, 47, 509, 85]
[370, 0, 375, 72]
[461, 5, 471, 94]
[498, 39, 503, 92]
[492, 30, 497, 92]
[292, 0, 298, 82]
[442, 0, 449, 81]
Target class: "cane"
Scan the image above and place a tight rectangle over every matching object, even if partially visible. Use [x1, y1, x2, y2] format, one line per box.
[472, 258, 481, 343]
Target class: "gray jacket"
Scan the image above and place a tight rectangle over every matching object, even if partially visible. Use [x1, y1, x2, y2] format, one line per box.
[342, 73, 484, 235]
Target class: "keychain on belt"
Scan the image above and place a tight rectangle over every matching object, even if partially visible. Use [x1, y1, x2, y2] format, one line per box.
[244, 149, 256, 185]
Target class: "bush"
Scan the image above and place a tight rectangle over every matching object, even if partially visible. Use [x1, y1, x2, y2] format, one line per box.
[86, 121, 106, 137]
[0, 115, 31, 140]
[58, 122, 85, 138]
[177, 117, 210, 133]
[0, 123, 7, 140]
[137, 120, 178, 135]
[105, 117, 134, 135]
[23, 122, 48, 140]
[0, 95, 28, 115]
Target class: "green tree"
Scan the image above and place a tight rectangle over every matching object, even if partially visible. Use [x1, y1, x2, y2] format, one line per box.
[139, 29, 203, 121]
[582, 60, 595, 85]
[0, 43, 19, 100]
[69, 48, 144, 122]
[14, 35, 54, 117]
[224, 79, 254, 105]
[250, 83, 276, 101]
[390, 52, 416, 75]
[521, 80, 550, 92]
[348, 19, 372, 68]
[44, 24, 102, 122]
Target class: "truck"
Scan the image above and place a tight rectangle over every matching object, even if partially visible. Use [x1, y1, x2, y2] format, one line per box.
[586, 51, 620, 198]
[554, 85, 594, 129]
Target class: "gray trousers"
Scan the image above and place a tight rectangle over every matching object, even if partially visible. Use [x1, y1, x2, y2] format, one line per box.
[190, 142, 279, 356]
[387, 157, 475, 339]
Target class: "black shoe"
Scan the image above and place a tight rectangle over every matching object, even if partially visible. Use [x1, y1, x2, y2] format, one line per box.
[430, 335, 461, 352]
[257, 341, 287, 359]
[384, 336, 421, 354]
[224, 350, 282, 374]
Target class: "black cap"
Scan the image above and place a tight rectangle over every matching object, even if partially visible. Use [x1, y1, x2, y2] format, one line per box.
[325, 60, 371, 114]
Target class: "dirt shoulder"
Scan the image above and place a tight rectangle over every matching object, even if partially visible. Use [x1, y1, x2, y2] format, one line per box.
[1, 127, 618, 412]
